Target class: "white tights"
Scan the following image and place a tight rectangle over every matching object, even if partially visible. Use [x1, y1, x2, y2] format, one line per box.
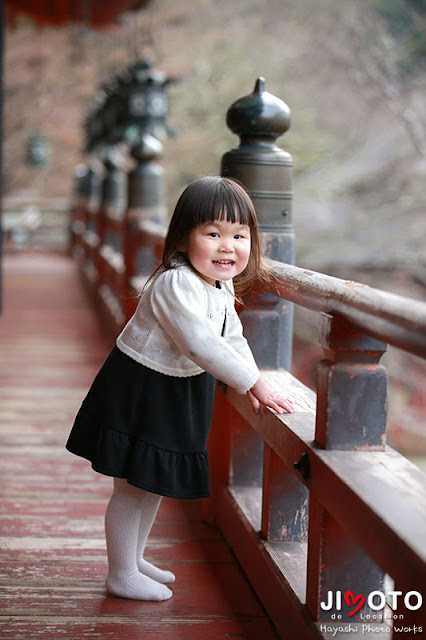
[104, 477, 175, 600]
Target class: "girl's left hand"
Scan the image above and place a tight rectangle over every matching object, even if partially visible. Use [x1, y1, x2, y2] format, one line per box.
[248, 377, 295, 415]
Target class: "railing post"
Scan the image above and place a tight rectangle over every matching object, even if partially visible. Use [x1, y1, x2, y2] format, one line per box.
[221, 77, 295, 371]
[79, 160, 102, 284]
[69, 163, 89, 255]
[221, 79, 307, 546]
[84, 161, 102, 223]
[102, 150, 128, 229]
[100, 150, 128, 267]
[124, 133, 167, 291]
[307, 313, 388, 622]
[316, 313, 387, 450]
[82, 154, 106, 289]
[96, 149, 128, 330]
[96, 151, 121, 286]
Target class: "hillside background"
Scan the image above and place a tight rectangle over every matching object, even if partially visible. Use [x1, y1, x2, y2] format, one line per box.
[3, 0, 426, 456]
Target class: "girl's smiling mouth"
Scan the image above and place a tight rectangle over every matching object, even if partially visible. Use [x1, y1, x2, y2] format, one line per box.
[213, 260, 235, 265]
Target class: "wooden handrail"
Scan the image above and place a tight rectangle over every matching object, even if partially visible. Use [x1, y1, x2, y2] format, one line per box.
[268, 260, 426, 358]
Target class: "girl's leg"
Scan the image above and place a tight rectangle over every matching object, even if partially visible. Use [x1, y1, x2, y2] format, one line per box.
[136, 492, 176, 584]
[104, 478, 172, 601]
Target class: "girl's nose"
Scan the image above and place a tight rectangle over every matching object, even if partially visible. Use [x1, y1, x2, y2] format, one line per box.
[219, 238, 234, 252]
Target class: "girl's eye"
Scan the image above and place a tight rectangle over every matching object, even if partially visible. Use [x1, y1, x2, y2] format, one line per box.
[208, 232, 219, 238]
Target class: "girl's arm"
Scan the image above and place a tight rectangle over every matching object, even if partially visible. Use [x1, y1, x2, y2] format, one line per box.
[225, 294, 294, 415]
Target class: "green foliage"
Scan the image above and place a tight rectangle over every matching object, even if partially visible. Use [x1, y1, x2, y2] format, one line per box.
[373, 0, 426, 72]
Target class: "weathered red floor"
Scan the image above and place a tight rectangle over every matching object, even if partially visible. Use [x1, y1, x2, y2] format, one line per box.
[0, 251, 279, 639]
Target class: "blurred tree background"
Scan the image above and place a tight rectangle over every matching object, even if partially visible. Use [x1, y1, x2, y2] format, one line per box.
[4, 0, 426, 266]
[4, 0, 426, 457]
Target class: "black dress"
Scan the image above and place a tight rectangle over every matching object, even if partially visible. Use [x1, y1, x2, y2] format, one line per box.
[66, 346, 216, 499]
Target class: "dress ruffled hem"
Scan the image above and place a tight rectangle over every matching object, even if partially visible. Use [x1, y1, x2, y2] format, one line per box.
[66, 412, 210, 499]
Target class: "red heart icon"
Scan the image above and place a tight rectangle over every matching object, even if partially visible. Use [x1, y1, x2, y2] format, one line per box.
[344, 590, 365, 616]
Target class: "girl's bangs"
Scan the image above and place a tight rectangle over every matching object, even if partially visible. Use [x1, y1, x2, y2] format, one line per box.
[196, 180, 256, 228]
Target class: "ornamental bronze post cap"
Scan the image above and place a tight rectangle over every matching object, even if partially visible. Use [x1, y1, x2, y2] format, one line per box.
[130, 132, 163, 161]
[226, 77, 291, 140]
[103, 148, 126, 170]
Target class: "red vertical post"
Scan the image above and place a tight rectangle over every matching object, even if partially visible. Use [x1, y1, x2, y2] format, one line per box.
[316, 313, 387, 451]
[208, 388, 232, 495]
[307, 313, 388, 622]
[262, 444, 308, 542]
[203, 386, 232, 524]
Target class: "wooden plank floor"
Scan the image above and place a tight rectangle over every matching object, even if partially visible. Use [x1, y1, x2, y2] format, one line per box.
[0, 251, 279, 639]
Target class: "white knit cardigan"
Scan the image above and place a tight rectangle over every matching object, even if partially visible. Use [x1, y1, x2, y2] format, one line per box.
[116, 264, 260, 394]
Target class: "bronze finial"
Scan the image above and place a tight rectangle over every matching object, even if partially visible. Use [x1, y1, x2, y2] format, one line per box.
[221, 78, 295, 370]
[226, 77, 291, 144]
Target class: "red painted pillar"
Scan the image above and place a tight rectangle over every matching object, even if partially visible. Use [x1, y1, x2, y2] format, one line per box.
[307, 313, 388, 622]
[316, 313, 387, 451]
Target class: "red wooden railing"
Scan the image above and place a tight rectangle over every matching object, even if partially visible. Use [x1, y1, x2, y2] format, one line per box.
[70, 205, 426, 640]
[69, 82, 426, 640]
[206, 262, 426, 640]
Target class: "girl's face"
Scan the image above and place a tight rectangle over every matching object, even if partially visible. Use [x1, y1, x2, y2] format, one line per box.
[186, 218, 251, 286]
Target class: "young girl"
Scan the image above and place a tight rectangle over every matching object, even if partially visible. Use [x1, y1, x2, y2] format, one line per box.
[66, 176, 294, 602]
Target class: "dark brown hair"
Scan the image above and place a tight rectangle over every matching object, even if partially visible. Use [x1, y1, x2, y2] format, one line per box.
[149, 176, 272, 297]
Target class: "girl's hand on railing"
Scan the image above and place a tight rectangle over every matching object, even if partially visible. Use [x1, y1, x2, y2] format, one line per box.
[248, 377, 295, 415]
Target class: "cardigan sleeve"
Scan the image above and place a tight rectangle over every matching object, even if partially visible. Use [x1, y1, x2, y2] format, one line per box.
[149, 269, 260, 394]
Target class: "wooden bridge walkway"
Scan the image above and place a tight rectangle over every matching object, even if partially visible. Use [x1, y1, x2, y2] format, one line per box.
[0, 250, 280, 639]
